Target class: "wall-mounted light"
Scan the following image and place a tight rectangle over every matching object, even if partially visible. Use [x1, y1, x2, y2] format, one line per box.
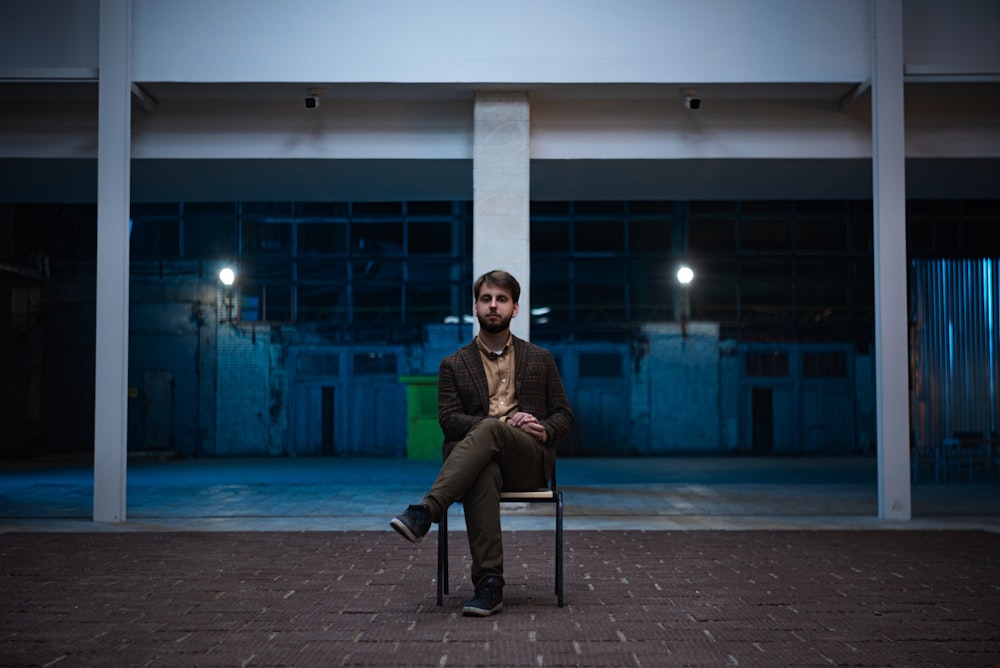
[219, 266, 236, 322]
[676, 265, 694, 338]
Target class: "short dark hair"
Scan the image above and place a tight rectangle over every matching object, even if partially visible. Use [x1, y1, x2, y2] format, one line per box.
[473, 270, 520, 303]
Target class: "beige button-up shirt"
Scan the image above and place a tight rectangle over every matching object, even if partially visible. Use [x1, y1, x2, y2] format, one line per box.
[475, 334, 519, 421]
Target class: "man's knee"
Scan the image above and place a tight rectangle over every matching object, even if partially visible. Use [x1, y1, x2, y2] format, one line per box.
[469, 418, 504, 440]
[465, 461, 503, 501]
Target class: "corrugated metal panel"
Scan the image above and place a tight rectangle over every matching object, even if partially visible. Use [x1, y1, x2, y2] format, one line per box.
[911, 259, 1000, 454]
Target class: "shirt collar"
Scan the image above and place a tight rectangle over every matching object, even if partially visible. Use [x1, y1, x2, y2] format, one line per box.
[475, 333, 512, 358]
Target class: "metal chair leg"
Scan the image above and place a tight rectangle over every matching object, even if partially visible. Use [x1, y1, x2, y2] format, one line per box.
[436, 510, 448, 605]
[556, 490, 564, 607]
[437, 491, 564, 607]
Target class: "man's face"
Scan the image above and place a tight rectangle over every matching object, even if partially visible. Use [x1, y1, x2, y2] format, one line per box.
[474, 283, 519, 334]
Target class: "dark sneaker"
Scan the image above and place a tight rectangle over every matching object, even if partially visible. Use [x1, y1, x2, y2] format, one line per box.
[390, 504, 432, 543]
[462, 576, 504, 617]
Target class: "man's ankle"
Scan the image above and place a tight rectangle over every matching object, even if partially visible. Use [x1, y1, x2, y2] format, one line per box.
[422, 497, 442, 523]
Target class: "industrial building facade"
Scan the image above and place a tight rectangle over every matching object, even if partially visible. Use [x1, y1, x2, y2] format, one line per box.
[1, 1, 999, 521]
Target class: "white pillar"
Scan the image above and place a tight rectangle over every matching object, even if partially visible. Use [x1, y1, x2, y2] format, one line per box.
[93, 0, 131, 523]
[473, 92, 531, 340]
[872, 0, 911, 520]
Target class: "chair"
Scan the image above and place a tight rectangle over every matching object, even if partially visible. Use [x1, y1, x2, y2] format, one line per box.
[436, 470, 564, 607]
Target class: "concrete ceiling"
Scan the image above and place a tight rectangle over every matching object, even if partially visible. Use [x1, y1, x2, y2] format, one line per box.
[1, 81, 998, 203]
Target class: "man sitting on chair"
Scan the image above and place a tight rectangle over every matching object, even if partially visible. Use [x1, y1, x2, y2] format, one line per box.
[391, 269, 574, 616]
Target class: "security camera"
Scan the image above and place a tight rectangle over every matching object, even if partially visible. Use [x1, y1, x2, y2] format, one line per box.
[304, 96, 320, 109]
[684, 96, 701, 110]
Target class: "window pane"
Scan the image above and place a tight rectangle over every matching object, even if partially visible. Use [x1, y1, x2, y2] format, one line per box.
[298, 258, 347, 282]
[353, 352, 398, 375]
[352, 222, 403, 255]
[297, 284, 348, 322]
[689, 257, 737, 323]
[628, 258, 672, 321]
[241, 260, 291, 322]
[299, 222, 347, 255]
[408, 221, 452, 254]
[185, 217, 236, 258]
[353, 202, 402, 218]
[353, 282, 402, 324]
[574, 201, 624, 216]
[265, 284, 292, 322]
[850, 214, 874, 254]
[242, 259, 290, 284]
[741, 258, 793, 319]
[575, 258, 626, 323]
[576, 282, 626, 323]
[741, 218, 792, 253]
[406, 282, 451, 324]
[628, 218, 672, 254]
[803, 351, 847, 377]
[531, 258, 570, 323]
[745, 351, 789, 377]
[243, 221, 291, 256]
[533, 220, 569, 252]
[629, 201, 673, 216]
[531, 201, 569, 216]
[576, 219, 623, 253]
[690, 216, 736, 254]
[797, 217, 846, 253]
[407, 201, 452, 216]
[296, 202, 349, 218]
[131, 219, 179, 259]
[849, 259, 874, 320]
[243, 202, 293, 218]
[239, 289, 260, 322]
[796, 259, 847, 321]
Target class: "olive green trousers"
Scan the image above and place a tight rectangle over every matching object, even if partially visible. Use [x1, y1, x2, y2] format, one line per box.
[424, 419, 547, 587]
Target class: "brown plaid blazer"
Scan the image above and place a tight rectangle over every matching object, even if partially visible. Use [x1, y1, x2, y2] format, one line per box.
[438, 335, 574, 482]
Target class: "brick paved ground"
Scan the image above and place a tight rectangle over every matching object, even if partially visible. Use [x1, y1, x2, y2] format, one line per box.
[1, 530, 998, 667]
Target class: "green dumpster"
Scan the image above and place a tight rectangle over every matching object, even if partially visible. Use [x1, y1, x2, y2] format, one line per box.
[399, 375, 443, 461]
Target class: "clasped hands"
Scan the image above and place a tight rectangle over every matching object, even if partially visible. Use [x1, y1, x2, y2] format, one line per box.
[507, 411, 547, 443]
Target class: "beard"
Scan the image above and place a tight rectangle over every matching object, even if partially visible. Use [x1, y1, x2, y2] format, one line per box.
[477, 311, 512, 334]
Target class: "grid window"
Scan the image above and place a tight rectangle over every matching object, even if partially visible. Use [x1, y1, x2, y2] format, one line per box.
[746, 351, 789, 377]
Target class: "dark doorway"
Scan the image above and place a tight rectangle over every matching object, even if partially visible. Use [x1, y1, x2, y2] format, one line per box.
[322, 387, 335, 455]
[751, 387, 773, 454]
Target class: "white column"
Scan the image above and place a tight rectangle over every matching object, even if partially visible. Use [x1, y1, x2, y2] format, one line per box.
[872, 0, 910, 520]
[93, 0, 131, 523]
[473, 92, 531, 340]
